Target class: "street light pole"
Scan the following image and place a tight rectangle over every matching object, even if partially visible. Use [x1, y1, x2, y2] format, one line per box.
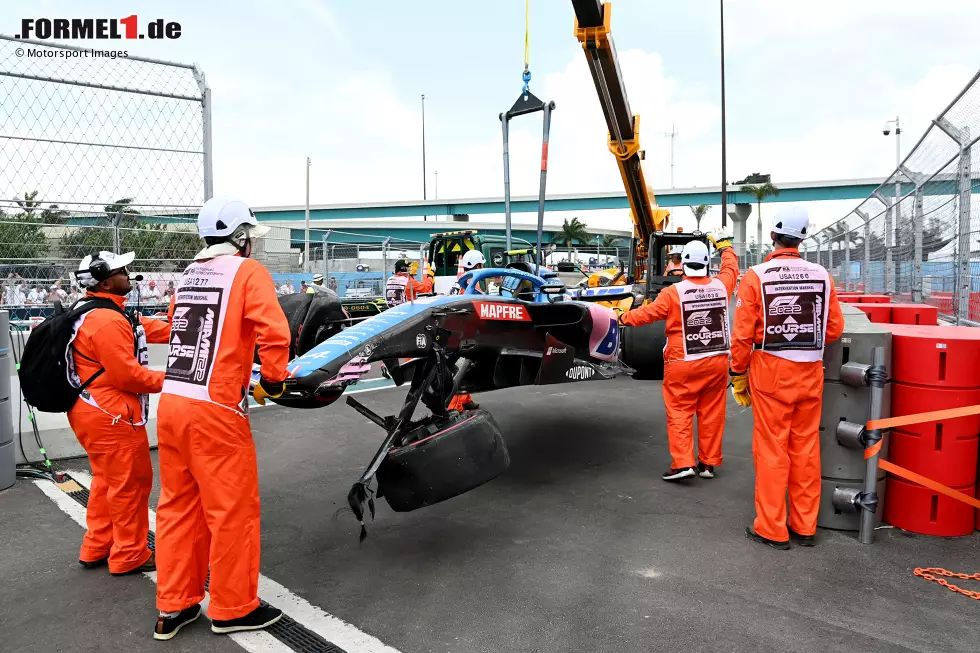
[719, 0, 728, 228]
[421, 94, 427, 222]
[884, 116, 901, 294]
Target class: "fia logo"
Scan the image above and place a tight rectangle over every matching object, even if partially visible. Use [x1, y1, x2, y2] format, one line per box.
[416, 333, 427, 349]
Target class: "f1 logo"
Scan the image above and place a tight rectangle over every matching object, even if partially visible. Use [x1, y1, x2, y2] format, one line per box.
[769, 295, 803, 315]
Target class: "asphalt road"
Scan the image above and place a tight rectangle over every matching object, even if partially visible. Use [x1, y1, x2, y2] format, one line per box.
[2, 379, 978, 652]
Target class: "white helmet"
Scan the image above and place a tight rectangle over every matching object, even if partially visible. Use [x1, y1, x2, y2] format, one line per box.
[197, 197, 270, 239]
[461, 250, 486, 270]
[75, 251, 136, 288]
[681, 241, 710, 278]
[669, 245, 684, 255]
[772, 205, 809, 240]
[312, 273, 324, 282]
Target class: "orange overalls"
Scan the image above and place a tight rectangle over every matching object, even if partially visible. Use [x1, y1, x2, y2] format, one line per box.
[622, 248, 739, 469]
[385, 272, 431, 306]
[67, 291, 171, 573]
[155, 254, 290, 621]
[731, 248, 844, 542]
[665, 260, 683, 274]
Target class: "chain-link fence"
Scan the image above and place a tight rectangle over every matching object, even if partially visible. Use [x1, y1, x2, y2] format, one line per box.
[0, 35, 210, 317]
[808, 69, 980, 323]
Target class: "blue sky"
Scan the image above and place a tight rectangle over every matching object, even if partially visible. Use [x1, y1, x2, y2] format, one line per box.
[3, 0, 979, 234]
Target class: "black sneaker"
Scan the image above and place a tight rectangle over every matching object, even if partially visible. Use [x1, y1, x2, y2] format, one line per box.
[78, 556, 108, 570]
[788, 527, 816, 547]
[211, 604, 283, 634]
[744, 526, 790, 550]
[154, 604, 202, 641]
[462, 400, 480, 411]
[662, 467, 696, 481]
[696, 463, 715, 479]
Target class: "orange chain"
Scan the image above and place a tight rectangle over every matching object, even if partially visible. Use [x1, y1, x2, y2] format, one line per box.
[914, 568, 980, 600]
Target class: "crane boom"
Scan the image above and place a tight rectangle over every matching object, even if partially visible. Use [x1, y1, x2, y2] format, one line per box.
[572, 0, 670, 268]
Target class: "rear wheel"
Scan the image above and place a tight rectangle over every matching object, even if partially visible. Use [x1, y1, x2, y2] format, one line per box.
[377, 410, 510, 512]
[621, 322, 667, 380]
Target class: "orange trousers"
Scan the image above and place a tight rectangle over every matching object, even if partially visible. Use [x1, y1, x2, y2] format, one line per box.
[748, 351, 823, 542]
[68, 404, 153, 574]
[661, 355, 729, 469]
[155, 395, 261, 621]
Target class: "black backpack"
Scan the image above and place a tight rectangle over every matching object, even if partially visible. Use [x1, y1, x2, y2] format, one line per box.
[18, 298, 133, 413]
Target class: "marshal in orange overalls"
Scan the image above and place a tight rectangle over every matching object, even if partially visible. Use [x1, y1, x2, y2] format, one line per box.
[155, 254, 290, 621]
[731, 248, 844, 542]
[621, 247, 739, 470]
[68, 291, 171, 573]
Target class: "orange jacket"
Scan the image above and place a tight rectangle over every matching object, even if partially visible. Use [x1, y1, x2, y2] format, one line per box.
[393, 272, 430, 301]
[68, 291, 171, 424]
[730, 248, 845, 374]
[622, 248, 739, 361]
[168, 257, 289, 404]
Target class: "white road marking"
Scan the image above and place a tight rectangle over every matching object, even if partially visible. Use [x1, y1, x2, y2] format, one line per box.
[37, 471, 402, 653]
[34, 479, 291, 653]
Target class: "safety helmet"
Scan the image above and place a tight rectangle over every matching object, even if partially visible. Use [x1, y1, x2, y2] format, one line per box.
[461, 250, 486, 269]
[681, 241, 710, 278]
[75, 251, 136, 288]
[196, 197, 270, 239]
[312, 273, 324, 282]
[772, 205, 809, 240]
[669, 245, 684, 255]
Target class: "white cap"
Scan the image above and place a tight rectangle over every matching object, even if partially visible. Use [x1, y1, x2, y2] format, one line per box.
[461, 250, 486, 269]
[669, 245, 684, 255]
[313, 273, 324, 282]
[772, 205, 809, 240]
[681, 241, 710, 278]
[75, 251, 136, 288]
[196, 197, 270, 239]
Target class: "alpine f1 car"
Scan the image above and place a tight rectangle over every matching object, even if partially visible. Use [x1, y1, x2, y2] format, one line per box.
[255, 266, 636, 536]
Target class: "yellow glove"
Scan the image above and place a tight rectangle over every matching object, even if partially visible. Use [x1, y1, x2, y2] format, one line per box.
[729, 370, 751, 407]
[253, 378, 285, 406]
[424, 262, 434, 279]
[613, 307, 628, 325]
[409, 261, 420, 276]
[708, 229, 734, 252]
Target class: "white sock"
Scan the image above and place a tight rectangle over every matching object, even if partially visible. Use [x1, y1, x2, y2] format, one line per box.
[159, 611, 181, 618]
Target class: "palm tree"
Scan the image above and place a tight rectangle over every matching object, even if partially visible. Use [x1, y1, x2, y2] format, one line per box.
[104, 197, 140, 218]
[600, 234, 622, 248]
[740, 182, 780, 265]
[551, 217, 590, 247]
[689, 204, 711, 232]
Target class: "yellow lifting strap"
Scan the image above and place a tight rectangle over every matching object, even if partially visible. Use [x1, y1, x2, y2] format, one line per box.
[524, 0, 530, 70]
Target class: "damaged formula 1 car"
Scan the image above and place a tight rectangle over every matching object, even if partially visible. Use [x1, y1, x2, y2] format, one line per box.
[255, 266, 633, 536]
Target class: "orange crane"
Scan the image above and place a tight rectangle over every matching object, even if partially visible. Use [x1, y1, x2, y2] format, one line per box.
[571, 0, 672, 282]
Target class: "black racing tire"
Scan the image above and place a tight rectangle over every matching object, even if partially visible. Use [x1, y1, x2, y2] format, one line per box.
[622, 322, 667, 380]
[377, 410, 510, 512]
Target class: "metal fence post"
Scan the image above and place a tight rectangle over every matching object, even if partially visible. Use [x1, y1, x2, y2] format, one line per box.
[913, 186, 924, 303]
[113, 210, 123, 254]
[321, 230, 331, 277]
[382, 237, 392, 281]
[844, 228, 852, 290]
[856, 209, 870, 292]
[874, 190, 894, 295]
[193, 65, 213, 201]
[956, 130, 973, 323]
